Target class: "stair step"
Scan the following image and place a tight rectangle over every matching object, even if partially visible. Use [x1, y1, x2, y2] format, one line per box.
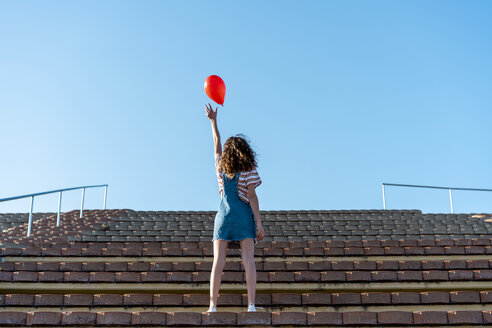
[2, 238, 492, 248]
[1, 291, 492, 306]
[0, 309, 491, 326]
[2, 245, 491, 257]
[2, 258, 492, 270]
[1, 270, 492, 283]
[1, 281, 492, 293]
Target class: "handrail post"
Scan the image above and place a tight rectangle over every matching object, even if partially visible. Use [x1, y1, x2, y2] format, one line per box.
[56, 191, 62, 227]
[449, 189, 454, 214]
[27, 196, 34, 237]
[103, 185, 108, 210]
[382, 184, 386, 210]
[80, 188, 86, 218]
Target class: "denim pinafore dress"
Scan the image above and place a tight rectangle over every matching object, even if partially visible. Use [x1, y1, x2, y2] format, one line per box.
[212, 172, 257, 246]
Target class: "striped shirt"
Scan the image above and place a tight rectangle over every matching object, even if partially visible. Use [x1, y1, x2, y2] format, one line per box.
[215, 155, 262, 204]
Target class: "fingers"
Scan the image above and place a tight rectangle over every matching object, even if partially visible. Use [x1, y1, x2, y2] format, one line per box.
[204, 103, 216, 114]
[204, 104, 217, 110]
[204, 104, 213, 117]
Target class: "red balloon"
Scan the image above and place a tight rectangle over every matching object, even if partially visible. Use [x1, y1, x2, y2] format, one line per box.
[204, 75, 226, 105]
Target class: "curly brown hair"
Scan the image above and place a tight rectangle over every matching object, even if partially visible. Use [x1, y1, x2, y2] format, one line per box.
[219, 134, 257, 174]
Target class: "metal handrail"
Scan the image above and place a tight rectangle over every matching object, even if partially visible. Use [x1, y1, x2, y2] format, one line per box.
[382, 183, 492, 214]
[0, 184, 108, 237]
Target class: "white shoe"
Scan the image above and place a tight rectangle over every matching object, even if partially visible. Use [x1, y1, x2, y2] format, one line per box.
[247, 303, 256, 312]
[207, 306, 217, 312]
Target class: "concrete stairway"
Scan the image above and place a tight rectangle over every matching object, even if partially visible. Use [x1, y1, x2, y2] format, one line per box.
[1, 209, 492, 326]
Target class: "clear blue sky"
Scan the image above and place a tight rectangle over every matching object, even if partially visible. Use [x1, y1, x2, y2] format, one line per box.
[1, 1, 491, 214]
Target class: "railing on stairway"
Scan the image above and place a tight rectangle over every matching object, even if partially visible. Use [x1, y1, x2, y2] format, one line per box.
[382, 183, 492, 214]
[0, 184, 108, 237]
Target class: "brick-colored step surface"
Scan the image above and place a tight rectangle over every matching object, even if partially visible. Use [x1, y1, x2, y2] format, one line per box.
[2, 269, 492, 283]
[4, 238, 492, 249]
[2, 259, 492, 272]
[3, 238, 492, 250]
[3, 244, 492, 257]
[2, 209, 492, 327]
[1, 310, 491, 326]
[1, 291, 491, 307]
[0, 210, 131, 243]
[2, 210, 492, 246]
[0, 213, 53, 232]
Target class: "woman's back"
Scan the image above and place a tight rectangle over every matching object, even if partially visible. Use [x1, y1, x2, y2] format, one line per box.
[215, 154, 262, 204]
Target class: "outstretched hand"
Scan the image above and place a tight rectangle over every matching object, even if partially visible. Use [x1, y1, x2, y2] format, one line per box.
[204, 103, 218, 121]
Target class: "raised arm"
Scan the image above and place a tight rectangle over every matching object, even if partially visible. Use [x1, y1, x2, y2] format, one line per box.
[205, 103, 222, 158]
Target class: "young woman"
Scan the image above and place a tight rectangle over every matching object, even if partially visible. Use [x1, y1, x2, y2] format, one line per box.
[204, 103, 265, 312]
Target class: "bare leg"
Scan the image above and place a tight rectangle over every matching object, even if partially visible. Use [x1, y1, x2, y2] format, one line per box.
[209, 239, 228, 307]
[240, 238, 256, 305]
